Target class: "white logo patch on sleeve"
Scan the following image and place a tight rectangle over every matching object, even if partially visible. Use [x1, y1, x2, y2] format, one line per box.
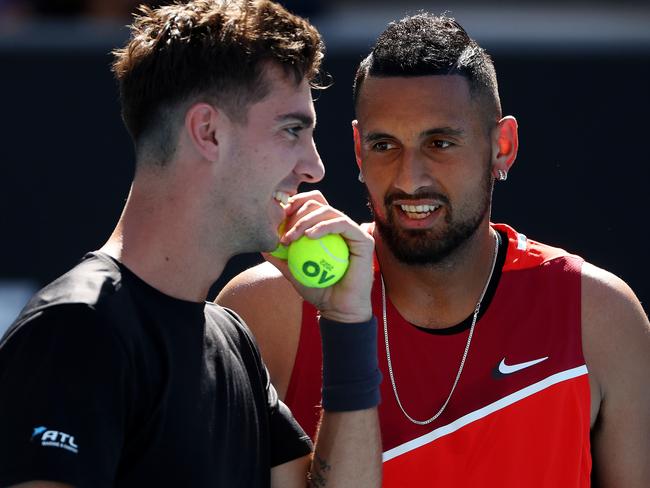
[31, 426, 79, 454]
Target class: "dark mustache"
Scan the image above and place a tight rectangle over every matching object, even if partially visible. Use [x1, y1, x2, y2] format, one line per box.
[384, 191, 449, 206]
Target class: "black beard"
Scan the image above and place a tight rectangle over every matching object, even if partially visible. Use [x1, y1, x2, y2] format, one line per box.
[369, 171, 493, 266]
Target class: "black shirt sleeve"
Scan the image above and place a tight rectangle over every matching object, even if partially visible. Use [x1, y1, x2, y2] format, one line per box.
[220, 306, 313, 468]
[266, 373, 314, 467]
[0, 304, 129, 487]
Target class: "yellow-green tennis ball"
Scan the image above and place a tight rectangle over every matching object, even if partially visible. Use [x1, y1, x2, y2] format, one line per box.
[270, 243, 289, 260]
[288, 234, 349, 288]
[270, 221, 289, 259]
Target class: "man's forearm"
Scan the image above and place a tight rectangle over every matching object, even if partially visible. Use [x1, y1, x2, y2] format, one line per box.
[310, 409, 381, 487]
[308, 316, 383, 487]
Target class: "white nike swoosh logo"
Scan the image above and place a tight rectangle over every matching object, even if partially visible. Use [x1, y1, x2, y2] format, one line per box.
[497, 356, 549, 375]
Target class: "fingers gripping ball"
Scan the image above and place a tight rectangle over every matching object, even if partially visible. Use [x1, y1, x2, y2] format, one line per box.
[287, 234, 349, 288]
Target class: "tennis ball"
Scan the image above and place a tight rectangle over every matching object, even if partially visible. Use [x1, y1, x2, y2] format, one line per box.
[270, 243, 289, 259]
[287, 234, 349, 288]
[270, 221, 289, 259]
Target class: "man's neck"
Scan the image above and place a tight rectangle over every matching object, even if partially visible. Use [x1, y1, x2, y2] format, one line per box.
[100, 185, 229, 303]
[376, 224, 498, 329]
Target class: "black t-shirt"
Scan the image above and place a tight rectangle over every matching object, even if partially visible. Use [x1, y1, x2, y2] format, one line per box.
[0, 252, 312, 487]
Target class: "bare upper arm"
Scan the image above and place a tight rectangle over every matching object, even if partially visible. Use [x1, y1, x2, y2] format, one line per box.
[215, 262, 304, 399]
[581, 262, 650, 487]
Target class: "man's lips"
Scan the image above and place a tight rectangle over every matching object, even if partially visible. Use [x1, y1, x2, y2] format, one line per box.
[396, 202, 441, 219]
[389, 200, 445, 228]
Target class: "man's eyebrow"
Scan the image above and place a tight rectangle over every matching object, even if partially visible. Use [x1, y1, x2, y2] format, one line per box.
[421, 127, 464, 138]
[364, 127, 464, 143]
[275, 112, 315, 128]
[364, 132, 393, 143]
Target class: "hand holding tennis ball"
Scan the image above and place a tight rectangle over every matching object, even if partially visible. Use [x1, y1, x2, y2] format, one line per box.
[271, 234, 350, 288]
[266, 190, 373, 323]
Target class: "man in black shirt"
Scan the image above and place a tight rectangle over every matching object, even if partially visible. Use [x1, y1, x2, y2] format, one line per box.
[0, 1, 382, 487]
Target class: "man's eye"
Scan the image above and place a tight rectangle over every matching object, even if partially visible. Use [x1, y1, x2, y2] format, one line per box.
[432, 140, 452, 149]
[285, 126, 303, 138]
[371, 141, 395, 152]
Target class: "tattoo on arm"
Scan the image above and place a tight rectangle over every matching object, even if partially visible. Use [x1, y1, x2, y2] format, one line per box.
[308, 454, 332, 487]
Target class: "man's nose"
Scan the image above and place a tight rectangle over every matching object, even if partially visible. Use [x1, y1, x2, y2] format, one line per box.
[297, 139, 325, 183]
[392, 148, 434, 194]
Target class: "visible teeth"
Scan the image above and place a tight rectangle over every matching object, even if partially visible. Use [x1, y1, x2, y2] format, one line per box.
[405, 211, 428, 220]
[273, 191, 290, 207]
[400, 204, 439, 213]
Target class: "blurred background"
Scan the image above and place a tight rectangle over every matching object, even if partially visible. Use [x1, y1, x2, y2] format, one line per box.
[1, 0, 649, 334]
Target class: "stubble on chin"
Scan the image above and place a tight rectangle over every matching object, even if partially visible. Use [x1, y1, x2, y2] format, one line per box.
[373, 207, 467, 265]
[368, 172, 493, 266]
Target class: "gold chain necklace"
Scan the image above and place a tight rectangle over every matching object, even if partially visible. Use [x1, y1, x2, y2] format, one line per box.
[381, 231, 499, 425]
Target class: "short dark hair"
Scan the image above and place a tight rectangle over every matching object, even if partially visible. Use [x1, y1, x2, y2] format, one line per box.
[353, 13, 501, 124]
[112, 0, 324, 164]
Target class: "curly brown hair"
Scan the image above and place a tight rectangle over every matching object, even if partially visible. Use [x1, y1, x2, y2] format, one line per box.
[112, 0, 324, 163]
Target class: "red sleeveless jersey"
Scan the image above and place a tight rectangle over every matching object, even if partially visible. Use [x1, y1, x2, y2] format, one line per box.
[285, 223, 591, 486]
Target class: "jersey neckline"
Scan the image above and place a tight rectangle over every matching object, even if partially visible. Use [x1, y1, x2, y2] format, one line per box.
[403, 228, 508, 336]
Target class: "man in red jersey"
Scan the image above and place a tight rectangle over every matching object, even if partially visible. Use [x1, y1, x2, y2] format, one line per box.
[217, 13, 650, 487]
[0, 1, 382, 487]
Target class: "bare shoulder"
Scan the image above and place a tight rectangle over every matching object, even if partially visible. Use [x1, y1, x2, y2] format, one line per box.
[581, 262, 649, 344]
[581, 262, 650, 485]
[581, 262, 650, 376]
[215, 262, 303, 399]
[216, 262, 301, 316]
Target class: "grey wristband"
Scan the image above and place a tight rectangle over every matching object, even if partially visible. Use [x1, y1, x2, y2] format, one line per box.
[319, 316, 382, 411]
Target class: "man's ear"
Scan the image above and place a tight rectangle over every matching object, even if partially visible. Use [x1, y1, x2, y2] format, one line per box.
[185, 103, 221, 162]
[352, 120, 362, 169]
[491, 116, 518, 180]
